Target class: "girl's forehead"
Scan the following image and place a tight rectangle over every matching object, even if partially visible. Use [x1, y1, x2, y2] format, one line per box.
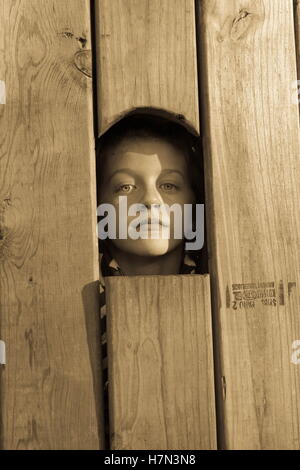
[106, 136, 188, 173]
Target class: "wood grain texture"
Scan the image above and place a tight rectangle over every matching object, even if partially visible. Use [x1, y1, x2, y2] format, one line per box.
[0, 0, 103, 449]
[95, 0, 199, 134]
[105, 275, 216, 450]
[198, 0, 300, 449]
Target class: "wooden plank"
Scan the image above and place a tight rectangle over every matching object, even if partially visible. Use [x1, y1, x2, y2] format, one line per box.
[105, 275, 216, 450]
[0, 0, 103, 449]
[95, 0, 199, 134]
[197, 0, 300, 449]
[295, 0, 300, 86]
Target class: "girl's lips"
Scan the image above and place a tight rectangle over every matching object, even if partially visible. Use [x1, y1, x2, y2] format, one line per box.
[138, 224, 170, 233]
[139, 223, 163, 230]
[129, 214, 170, 229]
[139, 219, 170, 228]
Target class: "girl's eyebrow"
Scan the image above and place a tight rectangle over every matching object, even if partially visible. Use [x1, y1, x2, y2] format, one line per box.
[160, 169, 184, 178]
[107, 168, 184, 182]
[107, 168, 136, 182]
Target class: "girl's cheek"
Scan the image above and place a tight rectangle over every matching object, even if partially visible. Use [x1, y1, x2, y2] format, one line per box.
[111, 193, 136, 207]
[166, 193, 192, 205]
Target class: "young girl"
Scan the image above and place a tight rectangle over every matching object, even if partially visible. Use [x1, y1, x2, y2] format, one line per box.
[96, 110, 207, 447]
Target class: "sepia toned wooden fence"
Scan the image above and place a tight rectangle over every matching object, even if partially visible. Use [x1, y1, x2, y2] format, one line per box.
[0, 0, 300, 450]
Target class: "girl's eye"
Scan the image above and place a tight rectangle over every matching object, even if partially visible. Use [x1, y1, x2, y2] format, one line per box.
[115, 184, 136, 193]
[160, 183, 179, 192]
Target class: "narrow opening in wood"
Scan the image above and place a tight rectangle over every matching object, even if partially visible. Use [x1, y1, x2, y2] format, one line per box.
[194, 0, 223, 450]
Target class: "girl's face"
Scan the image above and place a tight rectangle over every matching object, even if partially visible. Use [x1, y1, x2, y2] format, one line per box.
[99, 136, 195, 257]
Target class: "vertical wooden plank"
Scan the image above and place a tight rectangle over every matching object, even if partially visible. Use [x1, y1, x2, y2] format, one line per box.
[106, 275, 216, 450]
[198, 0, 300, 449]
[295, 1, 300, 89]
[95, 0, 199, 134]
[0, 0, 104, 449]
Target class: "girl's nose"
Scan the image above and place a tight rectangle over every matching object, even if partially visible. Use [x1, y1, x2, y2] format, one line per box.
[142, 185, 164, 209]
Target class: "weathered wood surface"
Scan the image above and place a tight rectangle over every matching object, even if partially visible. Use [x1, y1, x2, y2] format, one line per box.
[0, 0, 103, 449]
[106, 275, 216, 450]
[95, 0, 200, 134]
[198, 0, 300, 449]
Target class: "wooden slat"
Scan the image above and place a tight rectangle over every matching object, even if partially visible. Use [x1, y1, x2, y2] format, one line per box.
[198, 0, 300, 449]
[295, 0, 300, 88]
[95, 0, 199, 134]
[105, 275, 216, 450]
[0, 0, 103, 449]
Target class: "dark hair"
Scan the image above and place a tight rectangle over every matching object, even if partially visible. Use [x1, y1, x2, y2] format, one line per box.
[96, 111, 208, 273]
